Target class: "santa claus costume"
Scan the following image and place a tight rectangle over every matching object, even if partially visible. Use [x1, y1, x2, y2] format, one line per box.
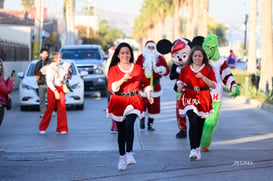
[136, 40, 170, 131]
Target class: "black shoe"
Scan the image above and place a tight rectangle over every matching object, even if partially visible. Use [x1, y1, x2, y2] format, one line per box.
[140, 118, 145, 129]
[148, 126, 155, 131]
[176, 129, 187, 138]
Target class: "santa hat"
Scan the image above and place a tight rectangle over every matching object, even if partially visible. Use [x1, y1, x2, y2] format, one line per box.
[171, 38, 190, 55]
[145, 40, 156, 48]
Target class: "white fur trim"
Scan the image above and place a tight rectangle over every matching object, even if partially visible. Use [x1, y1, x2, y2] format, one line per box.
[106, 105, 145, 122]
[147, 113, 161, 118]
[145, 42, 156, 48]
[179, 105, 214, 119]
[158, 66, 166, 75]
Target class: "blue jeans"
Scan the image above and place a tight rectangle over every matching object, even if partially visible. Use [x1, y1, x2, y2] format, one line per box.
[38, 85, 47, 113]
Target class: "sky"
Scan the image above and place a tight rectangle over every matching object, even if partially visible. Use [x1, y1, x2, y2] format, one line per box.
[4, 0, 250, 26]
[4, 0, 253, 46]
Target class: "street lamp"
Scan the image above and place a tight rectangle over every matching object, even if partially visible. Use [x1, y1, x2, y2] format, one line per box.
[243, 14, 248, 57]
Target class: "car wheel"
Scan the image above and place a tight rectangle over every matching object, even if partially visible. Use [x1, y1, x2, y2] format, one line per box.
[20, 106, 27, 111]
[100, 87, 107, 97]
[76, 104, 84, 110]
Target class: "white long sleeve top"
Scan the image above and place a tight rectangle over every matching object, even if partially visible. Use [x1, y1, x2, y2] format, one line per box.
[45, 64, 62, 91]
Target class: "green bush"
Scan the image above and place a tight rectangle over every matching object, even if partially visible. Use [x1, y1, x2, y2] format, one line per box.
[230, 69, 273, 104]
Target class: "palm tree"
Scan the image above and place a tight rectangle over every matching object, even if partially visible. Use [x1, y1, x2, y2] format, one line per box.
[259, 0, 273, 92]
[185, 0, 193, 39]
[247, 0, 257, 74]
[63, 0, 76, 46]
[21, 0, 34, 13]
[198, 0, 209, 36]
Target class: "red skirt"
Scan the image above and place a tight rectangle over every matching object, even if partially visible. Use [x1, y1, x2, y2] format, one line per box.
[178, 89, 213, 118]
[107, 94, 145, 122]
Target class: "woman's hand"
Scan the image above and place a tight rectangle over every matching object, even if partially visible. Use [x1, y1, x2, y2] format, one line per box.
[10, 74, 16, 81]
[122, 73, 132, 82]
[54, 91, 60, 100]
[177, 82, 184, 92]
[195, 72, 204, 79]
[196, 72, 216, 89]
[147, 94, 154, 104]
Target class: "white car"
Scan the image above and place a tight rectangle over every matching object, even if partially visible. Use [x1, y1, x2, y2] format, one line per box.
[17, 60, 87, 111]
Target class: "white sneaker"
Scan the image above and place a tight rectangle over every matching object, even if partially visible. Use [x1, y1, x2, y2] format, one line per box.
[126, 152, 136, 165]
[118, 155, 127, 171]
[56, 131, 67, 135]
[196, 147, 201, 160]
[39, 131, 46, 135]
[0, 147, 5, 152]
[189, 149, 198, 161]
[40, 113, 44, 118]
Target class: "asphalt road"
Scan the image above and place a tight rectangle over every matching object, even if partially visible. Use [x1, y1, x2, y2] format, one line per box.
[0, 77, 273, 181]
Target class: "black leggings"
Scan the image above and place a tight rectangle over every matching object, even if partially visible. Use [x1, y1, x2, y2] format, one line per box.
[0, 106, 4, 126]
[187, 110, 205, 149]
[116, 114, 137, 156]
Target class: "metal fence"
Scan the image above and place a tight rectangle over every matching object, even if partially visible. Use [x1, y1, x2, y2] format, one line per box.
[0, 39, 29, 61]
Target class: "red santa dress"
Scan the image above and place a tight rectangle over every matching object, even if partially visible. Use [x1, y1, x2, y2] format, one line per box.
[177, 64, 216, 118]
[107, 63, 151, 122]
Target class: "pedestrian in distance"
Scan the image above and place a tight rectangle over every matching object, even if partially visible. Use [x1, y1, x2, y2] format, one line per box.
[177, 46, 216, 161]
[0, 58, 16, 152]
[39, 52, 69, 135]
[227, 49, 236, 69]
[136, 40, 170, 131]
[107, 42, 154, 171]
[34, 48, 50, 118]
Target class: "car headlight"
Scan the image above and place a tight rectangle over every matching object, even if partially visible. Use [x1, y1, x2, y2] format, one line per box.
[70, 82, 81, 89]
[22, 83, 36, 90]
[94, 65, 103, 74]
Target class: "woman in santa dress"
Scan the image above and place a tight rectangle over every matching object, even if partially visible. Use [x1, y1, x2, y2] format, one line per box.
[177, 46, 216, 161]
[107, 42, 154, 171]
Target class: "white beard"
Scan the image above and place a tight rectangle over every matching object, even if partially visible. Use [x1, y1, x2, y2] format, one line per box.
[143, 49, 158, 76]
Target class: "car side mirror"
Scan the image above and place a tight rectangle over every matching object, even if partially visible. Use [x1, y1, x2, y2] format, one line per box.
[80, 70, 88, 78]
[103, 54, 109, 60]
[17, 72, 24, 79]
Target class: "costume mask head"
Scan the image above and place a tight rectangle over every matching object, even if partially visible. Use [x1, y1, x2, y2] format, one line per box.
[171, 38, 191, 66]
[203, 34, 220, 61]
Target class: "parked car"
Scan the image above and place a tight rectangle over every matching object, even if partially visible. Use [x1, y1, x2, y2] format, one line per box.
[60, 44, 108, 97]
[17, 60, 87, 111]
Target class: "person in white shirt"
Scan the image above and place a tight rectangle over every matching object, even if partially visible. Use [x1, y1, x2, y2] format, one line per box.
[39, 52, 68, 135]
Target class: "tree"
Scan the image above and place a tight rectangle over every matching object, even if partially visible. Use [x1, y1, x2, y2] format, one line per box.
[259, 0, 273, 92]
[77, 20, 125, 51]
[21, 0, 34, 13]
[247, 0, 258, 74]
[208, 18, 228, 46]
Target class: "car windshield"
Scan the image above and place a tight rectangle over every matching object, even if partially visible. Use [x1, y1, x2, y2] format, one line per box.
[61, 49, 102, 60]
[27, 62, 77, 76]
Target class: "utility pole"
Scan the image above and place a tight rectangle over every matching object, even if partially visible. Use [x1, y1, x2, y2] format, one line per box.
[33, 0, 44, 60]
[87, 0, 90, 43]
[243, 14, 248, 57]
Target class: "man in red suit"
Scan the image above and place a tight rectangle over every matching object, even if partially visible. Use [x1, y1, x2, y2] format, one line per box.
[136, 40, 170, 131]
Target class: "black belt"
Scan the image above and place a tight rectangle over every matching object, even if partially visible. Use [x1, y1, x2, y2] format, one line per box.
[148, 78, 160, 85]
[185, 86, 209, 91]
[115, 91, 138, 97]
